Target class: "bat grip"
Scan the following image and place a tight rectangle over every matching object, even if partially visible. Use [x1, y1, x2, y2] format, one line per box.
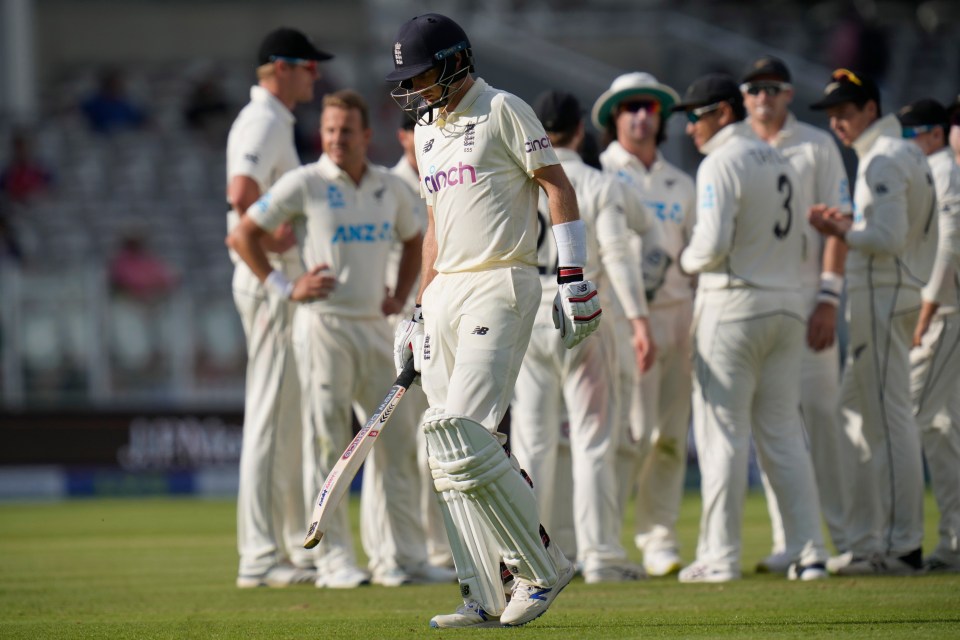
[396, 357, 419, 390]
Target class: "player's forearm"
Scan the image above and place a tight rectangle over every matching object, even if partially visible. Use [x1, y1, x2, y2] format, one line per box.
[395, 234, 423, 303]
[227, 219, 274, 282]
[535, 164, 580, 226]
[822, 235, 847, 275]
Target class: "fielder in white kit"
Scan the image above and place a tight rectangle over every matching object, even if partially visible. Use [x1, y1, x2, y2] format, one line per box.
[738, 56, 853, 573]
[594, 72, 695, 577]
[898, 99, 960, 574]
[386, 13, 600, 628]
[673, 74, 829, 583]
[230, 89, 448, 589]
[511, 90, 649, 584]
[808, 70, 937, 575]
[388, 113, 455, 571]
[226, 28, 335, 588]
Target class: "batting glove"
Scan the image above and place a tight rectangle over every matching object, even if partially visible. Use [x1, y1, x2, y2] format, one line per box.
[393, 304, 425, 381]
[552, 268, 602, 349]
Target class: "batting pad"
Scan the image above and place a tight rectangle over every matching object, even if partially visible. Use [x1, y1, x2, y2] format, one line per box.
[423, 413, 559, 589]
[430, 454, 507, 614]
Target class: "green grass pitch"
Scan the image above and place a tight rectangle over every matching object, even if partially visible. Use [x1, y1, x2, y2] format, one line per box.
[1, 491, 958, 639]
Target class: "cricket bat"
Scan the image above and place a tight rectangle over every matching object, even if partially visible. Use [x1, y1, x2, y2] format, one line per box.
[303, 358, 419, 549]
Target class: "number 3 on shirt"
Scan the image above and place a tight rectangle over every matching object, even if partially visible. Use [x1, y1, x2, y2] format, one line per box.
[774, 173, 793, 240]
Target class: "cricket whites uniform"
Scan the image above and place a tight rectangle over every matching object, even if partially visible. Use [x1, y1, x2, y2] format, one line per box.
[752, 113, 853, 557]
[413, 78, 570, 616]
[838, 114, 937, 565]
[388, 156, 454, 570]
[910, 146, 960, 569]
[681, 122, 827, 578]
[227, 85, 311, 579]
[249, 154, 427, 581]
[600, 142, 696, 569]
[512, 147, 645, 578]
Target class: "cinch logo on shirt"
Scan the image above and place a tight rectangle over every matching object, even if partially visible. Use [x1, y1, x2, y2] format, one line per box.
[332, 222, 393, 243]
[525, 136, 551, 153]
[423, 162, 478, 194]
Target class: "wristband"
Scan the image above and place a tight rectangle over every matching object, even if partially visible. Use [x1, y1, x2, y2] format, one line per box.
[817, 272, 843, 307]
[557, 267, 584, 284]
[551, 220, 587, 268]
[265, 270, 294, 300]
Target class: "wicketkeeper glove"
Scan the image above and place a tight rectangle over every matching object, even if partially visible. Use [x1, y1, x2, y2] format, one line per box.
[552, 267, 602, 349]
[393, 304, 425, 381]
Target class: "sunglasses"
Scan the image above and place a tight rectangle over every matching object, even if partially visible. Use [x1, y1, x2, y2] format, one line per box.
[270, 56, 318, 73]
[831, 68, 863, 86]
[740, 81, 791, 96]
[619, 100, 661, 115]
[902, 125, 937, 139]
[686, 102, 723, 123]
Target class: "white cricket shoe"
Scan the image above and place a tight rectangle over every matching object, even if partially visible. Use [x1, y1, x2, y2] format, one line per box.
[826, 551, 853, 574]
[409, 562, 458, 584]
[755, 551, 792, 574]
[236, 564, 316, 588]
[787, 562, 829, 581]
[583, 562, 646, 584]
[429, 600, 501, 629]
[644, 550, 682, 577]
[835, 551, 921, 576]
[316, 565, 371, 589]
[500, 555, 575, 627]
[923, 556, 960, 574]
[678, 562, 739, 583]
[372, 567, 412, 587]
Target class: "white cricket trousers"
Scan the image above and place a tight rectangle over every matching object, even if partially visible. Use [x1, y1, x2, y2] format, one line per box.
[691, 288, 827, 573]
[629, 299, 693, 556]
[233, 265, 310, 576]
[512, 310, 627, 573]
[839, 286, 924, 558]
[910, 310, 960, 563]
[291, 311, 425, 576]
[761, 291, 848, 555]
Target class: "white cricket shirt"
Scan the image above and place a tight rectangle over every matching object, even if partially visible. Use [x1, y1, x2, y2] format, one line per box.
[680, 121, 805, 291]
[752, 112, 852, 291]
[846, 114, 938, 292]
[600, 143, 696, 307]
[413, 78, 559, 273]
[535, 147, 647, 319]
[249, 154, 421, 318]
[226, 85, 302, 274]
[922, 147, 960, 308]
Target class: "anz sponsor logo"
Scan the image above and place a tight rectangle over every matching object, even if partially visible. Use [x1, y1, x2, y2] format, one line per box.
[647, 200, 684, 224]
[423, 162, 478, 194]
[525, 136, 551, 153]
[332, 222, 393, 244]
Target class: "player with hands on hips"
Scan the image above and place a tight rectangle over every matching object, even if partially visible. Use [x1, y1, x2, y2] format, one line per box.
[225, 27, 334, 590]
[386, 12, 592, 629]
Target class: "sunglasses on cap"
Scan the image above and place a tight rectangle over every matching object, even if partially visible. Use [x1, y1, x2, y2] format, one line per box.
[270, 56, 318, 73]
[686, 102, 723, 123]
[618, 99, 661, 115]
[740, 81, 791, 96]
[831, 68, 863, 86]
[902, 125, 937, 139]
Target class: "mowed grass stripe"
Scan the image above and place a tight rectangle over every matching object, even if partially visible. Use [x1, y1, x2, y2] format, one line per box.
[0, 492, 957, 639]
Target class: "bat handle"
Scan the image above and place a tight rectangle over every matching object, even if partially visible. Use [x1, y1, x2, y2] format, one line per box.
[396, 357, 419, 389]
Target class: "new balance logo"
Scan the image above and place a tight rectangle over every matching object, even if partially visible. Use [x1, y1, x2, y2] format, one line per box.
[471, 326, 490, 335]
[423, 139, 434, 154]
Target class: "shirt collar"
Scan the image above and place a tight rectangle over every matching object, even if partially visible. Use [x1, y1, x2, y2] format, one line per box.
[435, 77, 487, 127]
[317, 153, 377, 188]
[602, 141, 664, 173]
[250, 85, 295, 125]
[700, 120, 753, 155]
[852, 113, 900, 158]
